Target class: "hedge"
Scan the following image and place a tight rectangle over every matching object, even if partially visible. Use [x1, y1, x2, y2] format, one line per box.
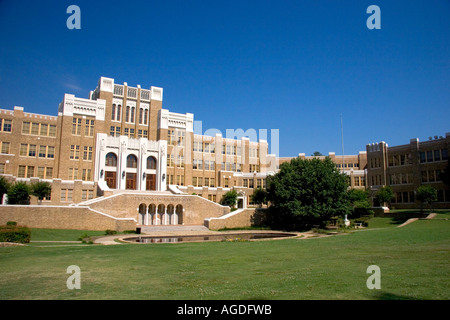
[0, 223, 31, 243]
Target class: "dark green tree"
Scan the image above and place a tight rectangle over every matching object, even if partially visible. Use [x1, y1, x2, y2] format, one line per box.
[347, 188, 373, 218]
[220, 190, 238, 208]
[250, 187, 268, 208]
[31, 181, 52, 205]
[266, 157, 351, 230]
[7, 182, 31, 205]
[416, 185, 437, 214]
[374, 186, 394, 207]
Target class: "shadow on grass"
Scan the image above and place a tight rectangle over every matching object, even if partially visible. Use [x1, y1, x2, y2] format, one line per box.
[370, 291, 426, 300]
[389, 217, 410, 226]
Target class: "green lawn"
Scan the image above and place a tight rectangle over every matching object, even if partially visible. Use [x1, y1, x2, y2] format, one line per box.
[1, 217, 449, 300]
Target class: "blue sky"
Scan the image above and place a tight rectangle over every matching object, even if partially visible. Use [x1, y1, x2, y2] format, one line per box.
[0, 0, 448, 157]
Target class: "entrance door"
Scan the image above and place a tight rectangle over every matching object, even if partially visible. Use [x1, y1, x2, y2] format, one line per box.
[105, 171, 116, 189]
[126, 173, 136, 190]
[146, 174, 156, 191]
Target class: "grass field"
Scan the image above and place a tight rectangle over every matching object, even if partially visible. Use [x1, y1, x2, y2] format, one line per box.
[0, 213, 449, 300]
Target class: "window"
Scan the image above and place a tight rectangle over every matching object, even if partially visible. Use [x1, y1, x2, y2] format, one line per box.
[105, 153, 117, 167]
[40, 124, 48, 136]
[419, 152, 426, 163]
[434, 150, 441, 162]
[68, 168, 78, 180]
[39, 145, 47, 158]
[70, 145, 80, 160]
[127, 154, 137, 168]
[22, 121, 30, 134]
[49, 125, 56, 137]
[2, 119, 12, 132]
[130, 107, 135, 123]
[126, 106, 130, 122]
[46, 167, 53, 179]
[26, 166, 34, 178]
[112, 104, 116, 120]
[85, 119, 94, 137]
[18, 165, 26, 178]
[442, 149, 448, 161]
[1, 142, 10, 154]
[83, 146, 93, 161]
[144, 109, 148, 125]
[139, 108, 144, 124]
[47, 146, 55, 158]
[20, 144, 28, 156]
[427, 151, 433, 163]
[116, 105, 121, 121]
[72, 118, 82, 135]
[61, 189, 73, 202]
[28, 144, 36, 157]
[147, 156, 157, 170]
[82, 169, 92, 181]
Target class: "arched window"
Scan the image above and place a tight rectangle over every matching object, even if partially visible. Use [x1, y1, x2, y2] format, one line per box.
[126, 106, 130, 122]
[105, 152, 117, 167]
[127, 154, 137, 168]
[116, 105, 121, 121]
[144, 109, 148, 125]
[111, 104, 116, 120]
[131, 107, 135, 123]
[139, 108, 144, 124]
[147, 156, 157, 170]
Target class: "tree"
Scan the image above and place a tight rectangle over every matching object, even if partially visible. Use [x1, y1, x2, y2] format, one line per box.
[250, 188, 268, 208]
[374, 186, 394, 207]
[31, 181, 52, 205]
[7, 182, 31, 205]
[311, 151, 323, 157]
[220, 190, 238, 208]
[0, 176, 10, 204]
[266, 157, 351, 230]
[347, 189, 373, 218]
[416, 185, 437, 214]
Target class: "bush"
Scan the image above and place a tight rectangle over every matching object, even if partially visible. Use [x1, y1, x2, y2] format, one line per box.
[0, 224, 31, 243]
[105, 229, 117, 235]
[7, 182, 31, 205]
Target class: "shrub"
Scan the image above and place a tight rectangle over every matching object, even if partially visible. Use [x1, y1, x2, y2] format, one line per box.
[0, 224, 31, 243]
[105, 229, 117, 235]
[7, 182, 31, 205]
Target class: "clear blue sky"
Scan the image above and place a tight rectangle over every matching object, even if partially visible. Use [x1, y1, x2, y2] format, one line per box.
[0, 0, 448, 157]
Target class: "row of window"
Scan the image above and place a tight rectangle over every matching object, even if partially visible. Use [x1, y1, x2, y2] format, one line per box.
[39, 188, 94, 202]
[19, 144, 55, 159]
[336, 163, 359, 169]
[391, 190, 450, 203]
[192, 177, 216, 188]
[421, 169, 444, 183]
[68, 168, 92, 181]
[105, 152, 157, 170]
[109, 126, 148, 139]
[388, 154, 410, 167]
[72, 118, 95, 136]
[389, 173, 411, 185]
[419, 149, 448, 163]
[17, 165, 53, 179]
[22, 121, 57, 137]
[70, 145, 93, 161]
[112, 104, 149, 125]
[193, 141, 260, 158]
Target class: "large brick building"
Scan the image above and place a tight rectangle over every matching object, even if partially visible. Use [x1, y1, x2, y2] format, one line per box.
[0, 77, 277, 207]
[1, 76, 448, 212]
[366, 134, 450, 209]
